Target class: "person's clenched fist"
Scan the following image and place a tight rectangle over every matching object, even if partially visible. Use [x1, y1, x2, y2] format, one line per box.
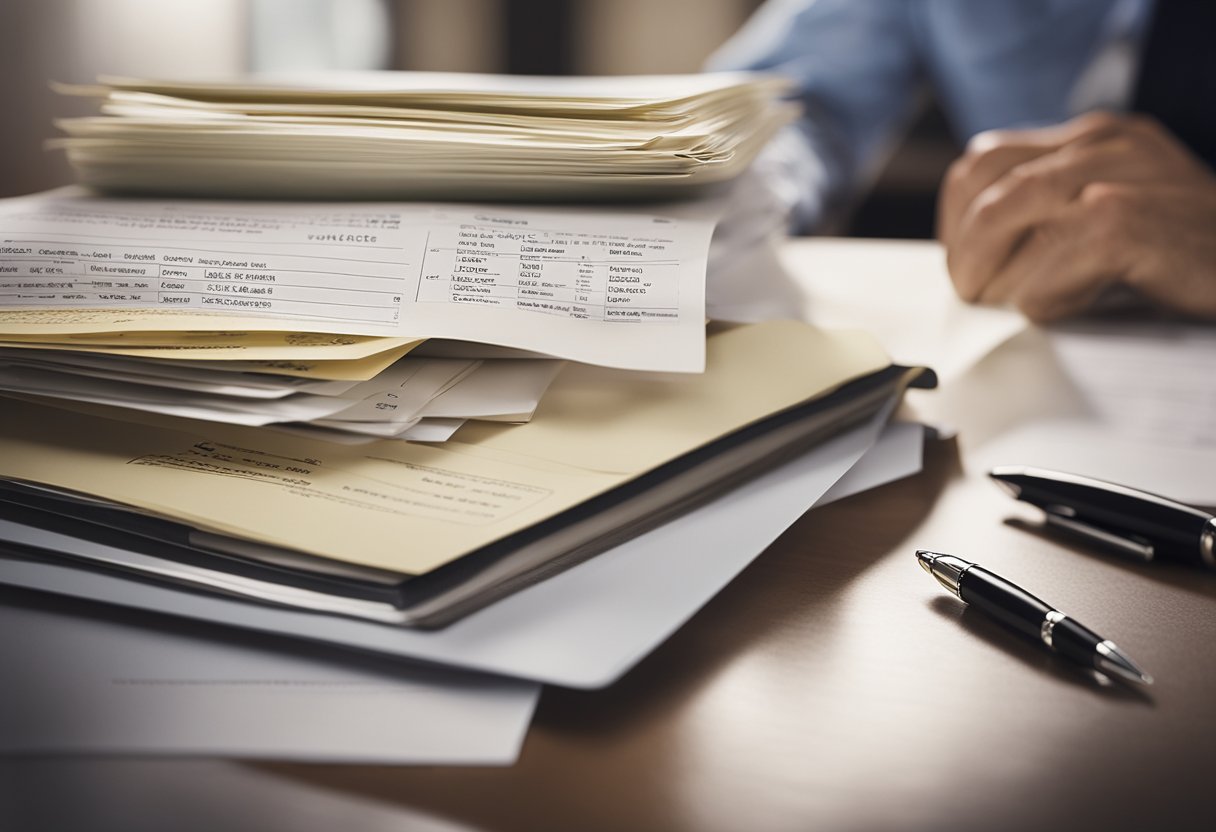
[937, 111, 1216, 322]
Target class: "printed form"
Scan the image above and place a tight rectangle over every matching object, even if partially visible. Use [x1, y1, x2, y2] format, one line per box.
[0, 192, 717, 371]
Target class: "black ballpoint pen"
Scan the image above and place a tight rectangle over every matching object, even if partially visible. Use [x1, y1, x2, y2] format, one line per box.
[916, 550, 1153, 686]
[990, 465, 1216, 570]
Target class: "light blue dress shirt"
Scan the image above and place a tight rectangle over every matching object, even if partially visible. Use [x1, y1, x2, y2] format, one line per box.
[709, 0, 1155, 231]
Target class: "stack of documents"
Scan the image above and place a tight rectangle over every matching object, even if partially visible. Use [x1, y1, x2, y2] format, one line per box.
[0, 320, 930, 627]
[0, 177, 932, 629]
[0, 184, 727, 440]
[0, 411, 925, 766]
[0, 188, 717, 370]
[52, 72, 797, 200]
[0, 337, 563, 443]
[0, 71, 944, 766]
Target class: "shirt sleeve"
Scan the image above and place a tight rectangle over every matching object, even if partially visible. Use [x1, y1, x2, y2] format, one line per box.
[708, 0, 924, 233]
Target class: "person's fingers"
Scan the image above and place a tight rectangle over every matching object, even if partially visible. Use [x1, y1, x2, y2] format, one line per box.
[944, 114, 1216, 322]
[937, 144, 1048, 248]
[947, 137, 1167, 301]
[1116, 185, 1216, 319]
[975, 188, 1125, 321]
[936, 111, 1129, 248]
[968, 112, 1127, 154]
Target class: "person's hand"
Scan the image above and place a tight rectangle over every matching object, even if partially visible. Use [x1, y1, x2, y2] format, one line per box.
[937, 111, 1216, 321]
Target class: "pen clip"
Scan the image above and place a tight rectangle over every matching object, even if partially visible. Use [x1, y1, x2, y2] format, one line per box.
[1042, 510, 1155, 562]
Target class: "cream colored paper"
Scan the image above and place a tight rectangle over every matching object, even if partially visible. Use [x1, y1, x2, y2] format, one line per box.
[50, 73, 795, 201]
[0, 341, 419, 380]
[0, 322, 888, 575]
[174, 342, 421, 380]
[0, 331, 419, 362]
[91, 71, 790, 110]
[453, 321, 890, 474]
[0, 357, 477, 428]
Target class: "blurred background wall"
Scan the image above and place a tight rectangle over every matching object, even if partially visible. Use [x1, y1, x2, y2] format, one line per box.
[0, 0, 246, 198]
[0, 0, 950, 236]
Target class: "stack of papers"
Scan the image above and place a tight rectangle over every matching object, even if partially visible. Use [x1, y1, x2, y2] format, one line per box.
[0, 72, 942, 766]
[0, 412, 925, 764]
[0, 189, 717, 370]
[0, 320, 928, 627]
[0, 176, 931, 629]
[0, 185, 729, 440]
[52, 72, 797, 200]
[0, 341, 562, 443]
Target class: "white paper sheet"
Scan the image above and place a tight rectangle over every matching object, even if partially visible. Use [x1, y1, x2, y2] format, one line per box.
[0, 356, 481, 431]
[0, 590, 538, 763]
[784, 239, 1026, 381]
[398, 418, 466, 442]
[122, 68, 780, 101]
[1047, 320, 1216, 455]
[782, 237, 1211, 504]
[0, 369, 355, 426]
[817, 421, 924, 507]
[416, 359, 563, 419]
[0, 397, 900, 689]
[0, 191, 716, 371]
[703, 166, 808, 324]
[0, 348, 361, 398]
[961, 320, 1216, 505]
[322, 357, 477, 424]
[0, 361, 277, 399]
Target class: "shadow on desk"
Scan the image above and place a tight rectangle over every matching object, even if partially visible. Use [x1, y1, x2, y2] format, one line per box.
[1002, 517, 1216, 603]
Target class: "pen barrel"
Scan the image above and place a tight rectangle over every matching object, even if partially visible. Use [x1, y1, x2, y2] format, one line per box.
[957, 566, 1053, 641]
[1014, 477, 1213, 566]
[1043, 616, 1104, 666]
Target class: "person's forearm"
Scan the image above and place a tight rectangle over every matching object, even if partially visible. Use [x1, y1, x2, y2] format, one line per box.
[707, 0, 922, 233]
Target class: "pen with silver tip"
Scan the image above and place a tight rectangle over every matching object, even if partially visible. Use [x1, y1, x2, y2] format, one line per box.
[988, 465, 1216, 570]
[916, 550, 1153, 686]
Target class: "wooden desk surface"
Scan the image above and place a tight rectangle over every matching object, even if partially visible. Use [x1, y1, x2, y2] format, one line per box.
[6, 438, 1215, 832]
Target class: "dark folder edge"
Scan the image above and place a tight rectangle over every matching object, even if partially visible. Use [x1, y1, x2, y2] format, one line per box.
[407, 364, 933, 626]
[0, 364, 934, 628]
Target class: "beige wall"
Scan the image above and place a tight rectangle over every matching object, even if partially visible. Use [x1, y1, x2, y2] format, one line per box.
[394, 0, 505, 73]
[575, 0, 752, 75]
[0, 0, 246, 197]
[391, 0, 754, 74]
